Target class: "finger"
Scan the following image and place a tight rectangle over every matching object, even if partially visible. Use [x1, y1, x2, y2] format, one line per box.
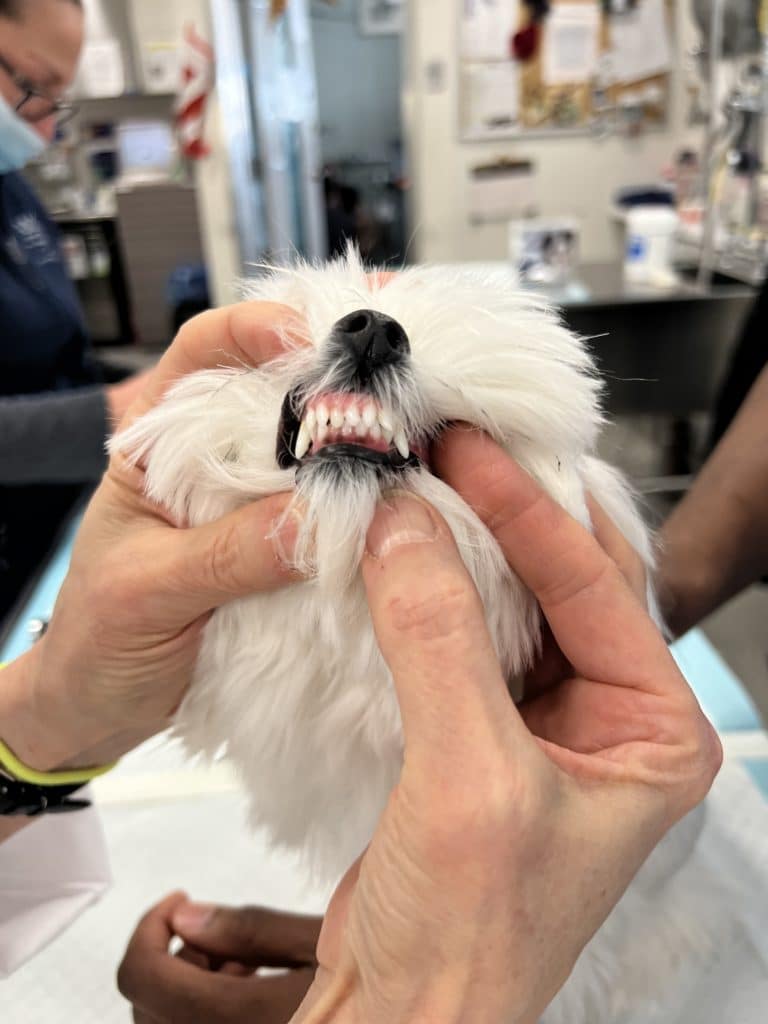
[119, 900, 247, 1023]
[119, 891, 207, 1014]
[175, 943, 210, 971]
[122, 302, 308, 429]
[587, 495, 648, 605]
[171, 904, 321, 968]
[132, 1009, 160, 1024]
[434, 429, 676, 693]
[127, 965, 313, 1024]
[141, 492, 302, 625]
[361, 493, 537, 772]
[216, 961, 255, 977]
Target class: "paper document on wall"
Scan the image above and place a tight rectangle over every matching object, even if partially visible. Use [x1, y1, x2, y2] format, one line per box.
[542, 3, 601, 85]
[607, 0, 672, 83]
[76, 40, 125, 98]
[467, 162, 537, 223]
[462, 62, 519, 135]
[460, 0, 519, 61]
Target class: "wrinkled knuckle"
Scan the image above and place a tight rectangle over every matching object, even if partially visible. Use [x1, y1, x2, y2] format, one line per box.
[538, 558, 614, 610]
[204, 523, 247, 596]
[385, 579, 479, 646]
[484, 475, 546, 537]
[668, 711, 724, 815]
[688, 718, 723, 803]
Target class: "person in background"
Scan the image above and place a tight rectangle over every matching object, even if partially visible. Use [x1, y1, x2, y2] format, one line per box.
[658, 361, 768, 637]
[0, 0, 150, 623]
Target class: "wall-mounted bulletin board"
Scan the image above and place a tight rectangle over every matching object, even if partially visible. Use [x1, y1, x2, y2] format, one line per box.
[459, 0, 674, 140]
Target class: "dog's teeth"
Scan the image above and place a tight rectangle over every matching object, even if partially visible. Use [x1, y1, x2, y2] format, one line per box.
[362, 402, 377, 428]
[346, 406, 360, 427]
[331, 408, 344, 429]
[378, 408, 394, 432]
[318, 402, 329, 426]
[295, 422, 311, 460]
[394, 427, 409, 460]
[371, 423, 382, 442]
[355, 419, 367, 438]
[381, 425, 394, 444]
[305, 408, 316, 432]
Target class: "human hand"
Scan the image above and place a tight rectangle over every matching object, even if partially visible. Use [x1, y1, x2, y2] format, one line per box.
[5, 304, 305, 771]
[118, 893, 321, 1024]
[106, 369, 156, 430]
[293, 436, 721, 1024]
[523, 492, 651, 699]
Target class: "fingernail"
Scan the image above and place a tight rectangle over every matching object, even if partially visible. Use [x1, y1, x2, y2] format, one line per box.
[173, 901, 216, 935]
[366, 493, 439, 559]
[271, 506, 303, 569]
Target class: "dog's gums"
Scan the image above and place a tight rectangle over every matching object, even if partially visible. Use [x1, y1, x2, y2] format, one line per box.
[276, 387, 426, 474]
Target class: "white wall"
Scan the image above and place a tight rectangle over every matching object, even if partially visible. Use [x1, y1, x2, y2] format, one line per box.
[311, 0, 402, 162]
[130, 0, 242, 307]
[77, 0, 241, 307]
[404, 0, 701, 264]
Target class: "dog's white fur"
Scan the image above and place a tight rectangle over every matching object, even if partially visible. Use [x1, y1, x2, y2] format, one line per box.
[114, 251, 714, 1022]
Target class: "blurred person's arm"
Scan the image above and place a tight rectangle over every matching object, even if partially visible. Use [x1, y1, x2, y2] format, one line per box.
[658, 364, 768, 636]
[0, 388, 109, 484]
[0, 371, 154, 485]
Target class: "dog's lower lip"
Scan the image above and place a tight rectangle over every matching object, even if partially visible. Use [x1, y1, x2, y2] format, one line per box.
[300, 443, 421, 471]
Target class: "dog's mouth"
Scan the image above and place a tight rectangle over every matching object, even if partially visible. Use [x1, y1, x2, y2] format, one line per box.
[276, 389, 427, 472]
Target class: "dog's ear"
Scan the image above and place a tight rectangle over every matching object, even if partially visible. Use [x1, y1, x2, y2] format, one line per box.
[111, 368, 290, 526]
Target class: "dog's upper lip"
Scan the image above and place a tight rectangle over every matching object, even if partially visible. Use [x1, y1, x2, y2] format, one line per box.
[276, 388, 427, 471]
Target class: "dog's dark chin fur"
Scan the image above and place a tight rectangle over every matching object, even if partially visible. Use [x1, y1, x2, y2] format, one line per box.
[295, 450, 420, 489]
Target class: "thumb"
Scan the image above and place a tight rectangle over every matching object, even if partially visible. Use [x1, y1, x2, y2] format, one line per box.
[361, 494, 534, 774]
[155, 492, 302, 625]
[171, 903, 321, 968]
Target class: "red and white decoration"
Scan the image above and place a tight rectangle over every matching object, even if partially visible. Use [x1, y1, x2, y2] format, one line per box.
[175, 24, 215, 160]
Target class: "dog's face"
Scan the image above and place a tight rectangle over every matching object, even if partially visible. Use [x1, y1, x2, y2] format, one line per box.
[116, 251, 652, 873]
[273, 253, 601, 479]
[120, 250, 604, 597]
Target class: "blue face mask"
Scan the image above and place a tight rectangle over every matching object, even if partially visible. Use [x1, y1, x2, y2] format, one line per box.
[0, 91, 46, 174]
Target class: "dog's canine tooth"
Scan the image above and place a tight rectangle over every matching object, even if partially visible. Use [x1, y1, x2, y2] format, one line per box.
[331, 408, 344, 429]
[394, 427, 409, 459]
[305, 408, 317, 432]
[295, 422, 311, 460]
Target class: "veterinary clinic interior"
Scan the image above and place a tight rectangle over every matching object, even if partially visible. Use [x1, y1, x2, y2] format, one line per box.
[1, 0, 767, 1020]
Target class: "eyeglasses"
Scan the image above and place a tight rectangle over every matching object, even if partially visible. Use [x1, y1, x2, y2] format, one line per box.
[0, 54, 77, 126]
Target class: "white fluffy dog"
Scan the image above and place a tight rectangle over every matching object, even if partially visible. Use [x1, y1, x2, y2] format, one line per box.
[115, 251, 714, 1022]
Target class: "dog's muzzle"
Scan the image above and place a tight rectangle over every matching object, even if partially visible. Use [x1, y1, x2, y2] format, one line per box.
[276, 309, 426, 473]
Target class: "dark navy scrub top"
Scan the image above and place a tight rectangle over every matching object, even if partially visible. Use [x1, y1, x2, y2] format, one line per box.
[0, 171, 101, 624]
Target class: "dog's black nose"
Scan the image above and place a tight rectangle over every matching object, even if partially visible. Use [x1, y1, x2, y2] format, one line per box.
[333, 309, 409, 375]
